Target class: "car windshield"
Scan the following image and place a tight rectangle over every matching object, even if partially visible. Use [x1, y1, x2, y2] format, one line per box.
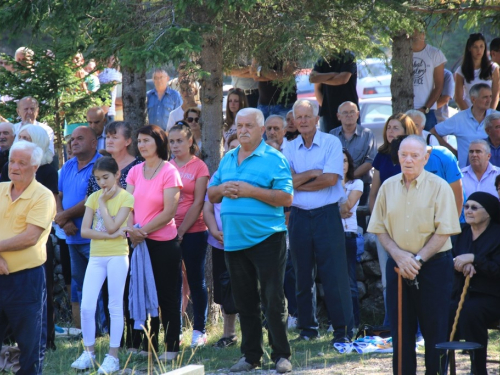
[296, 74, 314, 94]
[358, 63, 391, 79]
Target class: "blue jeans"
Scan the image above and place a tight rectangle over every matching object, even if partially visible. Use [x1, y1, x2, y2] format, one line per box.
[345, 233, 360, 327]
[68, 243, 90, 304]
[386, 252, 452, 375]
[0, 266, 46, 375]
[225, 232, 290, 364]
[257, 104, 292, 119]
[289, 204, 354, 339]
[424, 110, 437, 131]
[180, 231, 208, 333]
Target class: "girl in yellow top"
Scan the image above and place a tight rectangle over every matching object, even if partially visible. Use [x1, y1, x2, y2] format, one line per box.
[71, 156, 134, 374]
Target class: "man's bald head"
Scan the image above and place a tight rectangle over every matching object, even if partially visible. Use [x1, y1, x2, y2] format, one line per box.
[17, 97, 39, 125]
[87, 107, 106, 136]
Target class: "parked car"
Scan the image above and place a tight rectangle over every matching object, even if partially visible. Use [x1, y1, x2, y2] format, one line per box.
[356, 58, 391, 99]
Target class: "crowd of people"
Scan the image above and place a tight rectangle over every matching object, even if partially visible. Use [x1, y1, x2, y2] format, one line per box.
[1, 30, 500, 375]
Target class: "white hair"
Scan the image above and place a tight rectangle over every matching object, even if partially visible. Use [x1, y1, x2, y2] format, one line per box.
[265, 115, 286, 129]
[405, 109, 426, 128]
[16, 124, 53, 165]
[293, 99, 319, 117]
[0, 122, 15, 135]
[337, 101, 358, 113]
[235, 108, 265, 127]
[400, 135, 427, 154]
[469, 139, 491, 154]
[9, 140, 43, 166]
[484, 112, 500, 130]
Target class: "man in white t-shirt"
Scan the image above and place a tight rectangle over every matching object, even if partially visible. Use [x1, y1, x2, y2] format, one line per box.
[412, 31, 446, 131]
[98, 56, 122, 123]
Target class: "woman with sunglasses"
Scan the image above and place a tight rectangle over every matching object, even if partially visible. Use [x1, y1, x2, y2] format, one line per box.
[451, 192, 500, 375]
[183, 107, 202, 152]
[223, 88, 248, 150]
[455, 33, 499, 110]
[166, 82, 200, 131]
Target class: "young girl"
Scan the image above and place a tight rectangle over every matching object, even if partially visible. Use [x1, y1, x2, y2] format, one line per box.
[71, 157, 134, 374]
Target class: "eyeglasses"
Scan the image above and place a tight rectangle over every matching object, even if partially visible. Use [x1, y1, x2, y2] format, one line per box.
[463, 204, 486, 211]
[186, 117, 199, 123]
[340, 110, 357, 116]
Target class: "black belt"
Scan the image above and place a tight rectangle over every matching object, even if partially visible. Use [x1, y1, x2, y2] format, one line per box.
[345, 232, 357, 238]
[426, 250, 450, 262]
[243, 89, 258, 95]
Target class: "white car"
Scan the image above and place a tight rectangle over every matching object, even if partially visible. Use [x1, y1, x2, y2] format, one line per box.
[357, 58, 391, 99]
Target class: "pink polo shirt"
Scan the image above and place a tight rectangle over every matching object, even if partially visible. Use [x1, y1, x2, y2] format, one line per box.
[126, 162, 183, 241]
[170, 157, 209, 233]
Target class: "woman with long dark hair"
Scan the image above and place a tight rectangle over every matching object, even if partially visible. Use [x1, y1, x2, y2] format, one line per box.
[455, 33, 499, 110]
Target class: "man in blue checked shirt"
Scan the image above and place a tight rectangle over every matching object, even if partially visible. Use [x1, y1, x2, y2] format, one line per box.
[146, 68, 182, 130]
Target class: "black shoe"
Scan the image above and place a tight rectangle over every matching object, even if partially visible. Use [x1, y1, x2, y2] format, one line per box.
[290, 334, 320, 343]
[213, 335, 238, 348]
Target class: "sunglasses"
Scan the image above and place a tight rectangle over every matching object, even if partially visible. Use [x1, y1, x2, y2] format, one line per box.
[463, 204, 485, 211]
[187, 117, 199, 123]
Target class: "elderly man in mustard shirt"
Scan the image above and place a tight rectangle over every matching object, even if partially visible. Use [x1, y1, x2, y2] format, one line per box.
[368, 135, 461, 375]
[0, 141, 56, 375]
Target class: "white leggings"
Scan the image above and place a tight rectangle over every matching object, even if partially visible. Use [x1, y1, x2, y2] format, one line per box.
[81, 255, 129, 348]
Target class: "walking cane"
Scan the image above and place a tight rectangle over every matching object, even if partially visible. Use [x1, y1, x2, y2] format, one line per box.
[394, 267, 402, 375]
[448, 275, 471, 374]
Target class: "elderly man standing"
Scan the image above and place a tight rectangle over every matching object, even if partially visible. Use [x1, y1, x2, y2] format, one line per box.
[265, 115, 287, 152]
[461, 139, 500, 199]
[431, 83, 494, 167]
[208, 108, 293, 373]
[56, 127, 101, 316]
[0, 141, 56, 374]
[0, 122, 15, 173]
[368, 135, 461, 375]
[330, 101, 377, 205]
[147, 68, 182, 130]
[86, 107, 107, 151]
[283, 99, 354, 345]
[14, 97, 55, 155]
[484, 112, 500, 167]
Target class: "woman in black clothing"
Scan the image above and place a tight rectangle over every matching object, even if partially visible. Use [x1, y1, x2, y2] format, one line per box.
[451, 192, 500, 375]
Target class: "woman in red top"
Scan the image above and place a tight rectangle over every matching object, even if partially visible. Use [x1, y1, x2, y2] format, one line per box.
[169, 123, 210, 348]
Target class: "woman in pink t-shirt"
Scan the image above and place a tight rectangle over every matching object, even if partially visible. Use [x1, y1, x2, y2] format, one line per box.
[125, 125, 183, 360]
[169, 123, 210, 348]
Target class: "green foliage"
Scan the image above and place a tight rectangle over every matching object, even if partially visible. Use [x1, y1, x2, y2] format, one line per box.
[0, 47, 110, 134]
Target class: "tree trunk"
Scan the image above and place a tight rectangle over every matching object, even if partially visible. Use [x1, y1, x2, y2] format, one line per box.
[391, 32, 414, 114]
[199, 32, 224, 326]
[122, 67, 147, 130]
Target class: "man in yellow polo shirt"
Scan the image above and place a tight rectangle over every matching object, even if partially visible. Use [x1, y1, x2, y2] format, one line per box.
[0, 140, 56, 375]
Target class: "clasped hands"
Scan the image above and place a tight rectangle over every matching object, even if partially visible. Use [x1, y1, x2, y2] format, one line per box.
[453, 254, 476, 278]
[221, 181, 253, 200]
[393, 249, 421, 280]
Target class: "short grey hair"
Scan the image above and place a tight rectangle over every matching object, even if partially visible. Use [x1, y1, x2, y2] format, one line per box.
[17, 96, 39, 109]
[152, 68, 169, 79]
[235, 108, 265, 127]
[293, 99, 319, 117]
[405, 109, 426, 128]
[0, 122, 15, 135]
[399, 135, 427, 154]
[337, 101, 358, 113]
[469, 139, 491, 154]
[484, 112, 500, 130]
[469, 83, 491, 99]
[286, 110, 294, 117]
[265, 115, 286, 129]
[9, 140, 43, 166]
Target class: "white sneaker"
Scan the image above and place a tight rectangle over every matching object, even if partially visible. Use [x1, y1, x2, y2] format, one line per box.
[191, 330, 207, 348]
[287, 316, 297, 329]
[71, 351, 95, 370]
[98, 354, 120, 374]
[159, 351, 178, 361]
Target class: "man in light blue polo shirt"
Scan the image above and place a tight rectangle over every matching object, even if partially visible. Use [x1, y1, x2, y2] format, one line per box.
[282, 99, 354, 347]
[208, 107, 293, 373]
[55, 127, 101, 308]
[431, 83, 496, 168]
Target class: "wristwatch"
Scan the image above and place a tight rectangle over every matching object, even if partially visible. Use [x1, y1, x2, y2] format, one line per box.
[414, 255, 425, 265]
[422, 106, 430, 114]
[256, 66, 262, 78]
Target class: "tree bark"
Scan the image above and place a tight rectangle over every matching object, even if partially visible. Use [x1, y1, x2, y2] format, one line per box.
[199, 31, 224, 326]
[122, 67, 147, 130]
[391, 32, 414, 114]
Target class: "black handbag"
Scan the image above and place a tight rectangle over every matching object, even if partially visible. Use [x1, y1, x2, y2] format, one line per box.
[219, 271, 238, 314]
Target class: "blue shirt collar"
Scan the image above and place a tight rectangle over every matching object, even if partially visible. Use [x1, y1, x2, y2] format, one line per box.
[297, 129, 321, 150]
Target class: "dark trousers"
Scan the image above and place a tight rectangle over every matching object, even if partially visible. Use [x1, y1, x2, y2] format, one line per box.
[225, 232, 290, 364]
[423, 110, 437, 131]
[0, 266, 46, 375]
[179, 231, 208, 333]
[450, 291, 500, 375]
[387, 253, 452, 375]
[289, 204, 354, 339]
[345, 233, 360, 327]
[42, 235, 55, 352]
[283, 248, 298, 317]
[245, 91, 259, 108]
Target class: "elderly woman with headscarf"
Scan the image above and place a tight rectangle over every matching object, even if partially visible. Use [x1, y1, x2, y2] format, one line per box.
[451, 191, 500, 375]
